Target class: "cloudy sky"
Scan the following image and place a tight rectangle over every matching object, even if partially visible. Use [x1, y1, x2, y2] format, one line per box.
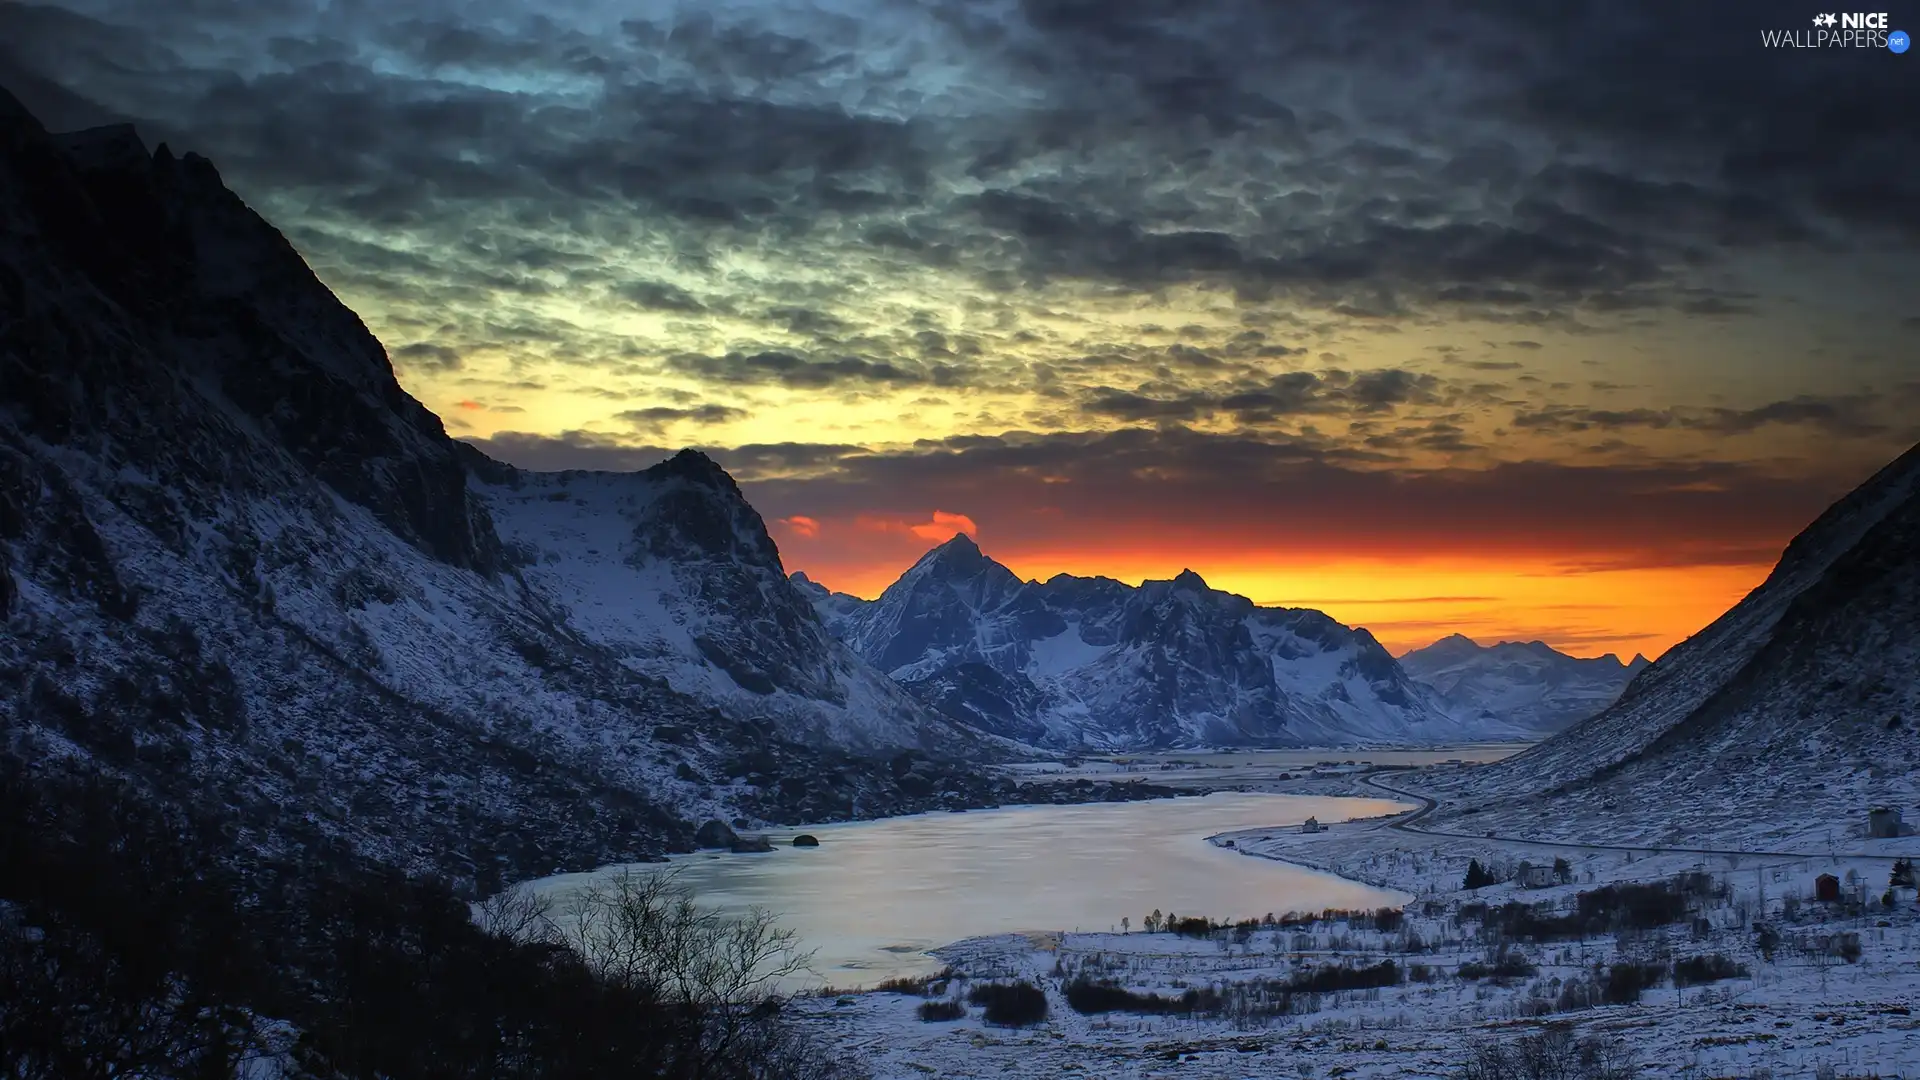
[5, 0, 1916, 657]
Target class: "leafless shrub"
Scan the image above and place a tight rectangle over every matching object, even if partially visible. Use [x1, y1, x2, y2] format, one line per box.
[1458, 1026, 1636, 1079]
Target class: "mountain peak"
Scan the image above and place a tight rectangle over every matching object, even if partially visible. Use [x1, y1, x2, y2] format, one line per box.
[650, 449, 740, 492]
[54, 123, 149, 171]
[912, 531, 995, 577]
[1401, 633, 1485, 665]
[937, 531, 981, 554]
[1171, 568, 1209, 593]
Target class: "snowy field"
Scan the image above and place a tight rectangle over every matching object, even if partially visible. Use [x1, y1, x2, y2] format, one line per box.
[791, 794, 1920, 1078]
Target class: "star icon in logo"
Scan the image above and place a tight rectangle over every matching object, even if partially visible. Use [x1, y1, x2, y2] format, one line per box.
[1813, 12, 1837, 26]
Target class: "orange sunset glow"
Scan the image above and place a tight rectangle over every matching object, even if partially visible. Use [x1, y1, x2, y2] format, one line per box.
[777, 525, 1773, 661]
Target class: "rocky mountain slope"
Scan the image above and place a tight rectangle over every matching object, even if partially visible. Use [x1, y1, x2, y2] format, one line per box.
[796, 535, 1522, 749]
[1399, 635, 1648, 735]
[0, 90, 1006, 891]
[1420, 443, 1920, 849]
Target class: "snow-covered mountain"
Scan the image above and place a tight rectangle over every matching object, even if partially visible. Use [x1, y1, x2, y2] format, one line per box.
[795, 535, 1521, 749]
[465, 449, 962, 749]
[1400, 635, 1648, 735]
[0, 93, 996, 888]
[1422, 443, 1920, 849]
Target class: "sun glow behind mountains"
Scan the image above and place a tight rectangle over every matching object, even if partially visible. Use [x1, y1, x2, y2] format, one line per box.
[772, 524, 1769, 660]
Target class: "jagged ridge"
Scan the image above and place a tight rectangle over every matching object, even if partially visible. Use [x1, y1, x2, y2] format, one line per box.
[796, 535, 1522, 749]
[1399, 634, 1648, 735]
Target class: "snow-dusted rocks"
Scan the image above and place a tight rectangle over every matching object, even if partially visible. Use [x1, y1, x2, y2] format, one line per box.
[1399, 635, 1648, 735]
[0, 90, 989, 888]
[798, 535, 1519, 749]
[471, 453, 974, 752]
[1423, 442, 1920, 848]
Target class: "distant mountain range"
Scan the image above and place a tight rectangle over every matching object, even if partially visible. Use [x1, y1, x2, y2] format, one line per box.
[795, 535, 1532, 749]
[1425, 442, 1920, 849]
[1399, 635, 1649, 736]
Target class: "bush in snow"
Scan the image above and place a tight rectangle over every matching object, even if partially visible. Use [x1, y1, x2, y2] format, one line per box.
[967, 981, 1048, 1027]
[1673, 953, 1748, 987]
[916, 999, 965, 1022]
[1457, 1026, 1635, 1079]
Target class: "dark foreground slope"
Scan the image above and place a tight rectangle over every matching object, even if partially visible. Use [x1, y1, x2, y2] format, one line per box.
[0, 89, 1024, 891]
[0, 759, 859, 1080]
[1422, 444, 1920, 849]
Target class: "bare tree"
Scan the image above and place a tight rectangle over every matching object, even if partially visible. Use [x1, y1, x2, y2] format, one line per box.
[1458, 1027, 1636, 1080]
[559, 870, 813, 1005]
[474, 883, 558, 942]
[551, 869, 847, 1080]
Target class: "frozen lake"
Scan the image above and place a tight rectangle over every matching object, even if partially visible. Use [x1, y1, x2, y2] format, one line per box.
[526, 792, 1410, 990]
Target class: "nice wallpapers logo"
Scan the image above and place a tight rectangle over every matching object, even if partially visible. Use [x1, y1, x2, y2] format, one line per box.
[1761, 12, 1909, 48]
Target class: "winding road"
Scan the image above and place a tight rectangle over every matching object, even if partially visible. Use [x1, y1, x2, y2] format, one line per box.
[1358, 771, 1911, 865]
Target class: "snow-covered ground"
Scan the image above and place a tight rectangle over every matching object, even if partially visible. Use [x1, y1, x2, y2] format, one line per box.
[792, 793, 1920, 1078]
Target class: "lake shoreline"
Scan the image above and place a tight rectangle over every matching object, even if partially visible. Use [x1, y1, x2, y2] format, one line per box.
[790, 776, 1920, 1079]
[523, 791, 1412, 992]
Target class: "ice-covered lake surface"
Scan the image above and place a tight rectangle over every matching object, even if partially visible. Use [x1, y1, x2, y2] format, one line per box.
[527, 792, 1409, 990]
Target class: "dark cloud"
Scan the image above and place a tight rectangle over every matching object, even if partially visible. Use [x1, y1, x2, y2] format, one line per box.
[1691, 397, 1887, 439]
[462, 431, 865, 480]
[393, 341, 462, 370]
[722, 426, 1849, 569]
[1513, 395, 1890, 439]
[1677, 297, 1753, 317]
[618, 280, 710, 314]
[666, 350, 930, 389]
[1513, 407, 1671, 433]
[1078, 367, 1445, 427]
[766, 306, 851, 337]
[1080, 390, 1209, 422]
[612, 405, 748, 432]
[465, 431, 672, 474]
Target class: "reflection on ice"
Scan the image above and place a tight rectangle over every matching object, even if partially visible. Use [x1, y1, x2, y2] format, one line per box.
[527, 792, 1410, 991]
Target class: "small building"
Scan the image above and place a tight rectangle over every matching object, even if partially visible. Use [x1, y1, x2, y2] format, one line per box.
[1815, 873, 1841, 903]
[1300, 816, 1324, 834]
[1517, 864, 1554, 889]
[1869, 806, 1904, 839]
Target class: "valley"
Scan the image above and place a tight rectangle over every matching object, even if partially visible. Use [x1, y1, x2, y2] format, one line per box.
[2, 46, 1918, 1080]
[782, 766, 1920, 1079]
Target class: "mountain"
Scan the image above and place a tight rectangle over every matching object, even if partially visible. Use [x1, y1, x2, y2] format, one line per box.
[0, 92, 1001, 890]
[466, 450, 965, 750]
[1400, 635, 1649, 735]
[794, 535, 1519, 749]
[1421, 444, 1920, 849]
